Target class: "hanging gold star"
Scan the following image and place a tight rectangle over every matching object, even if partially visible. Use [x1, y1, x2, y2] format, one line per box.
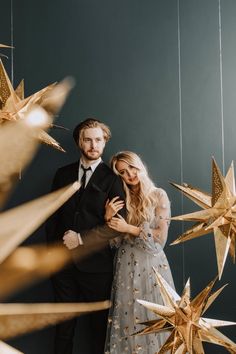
[0, 74, 114, 353]
[0, 59, 72, 151]
[0, 103, 82, 299]
[0, 107, 52, 207]
[136, 269, 236, 353]
[170, 158, 236, 279]
[0, 77, 74, 208]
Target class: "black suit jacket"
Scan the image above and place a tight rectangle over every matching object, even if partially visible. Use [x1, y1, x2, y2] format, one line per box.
[46, 161, 126, 273]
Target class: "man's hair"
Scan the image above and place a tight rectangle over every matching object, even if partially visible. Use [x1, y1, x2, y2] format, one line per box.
[73, 118, 111, 145]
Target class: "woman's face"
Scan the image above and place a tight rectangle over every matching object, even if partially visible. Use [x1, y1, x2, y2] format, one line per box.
[115, 160, 140, 186]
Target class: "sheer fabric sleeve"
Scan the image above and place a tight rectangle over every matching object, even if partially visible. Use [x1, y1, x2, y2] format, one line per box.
[135, 188, 171, 253]
[152, 188, 171, 248]
[107, 188, 171, 254]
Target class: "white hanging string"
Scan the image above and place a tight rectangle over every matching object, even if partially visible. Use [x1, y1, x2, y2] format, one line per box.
[218, 0, 225, 175]
[10, 0, 14, 85]
[176, 0, 225, 286]
[177, 0, 185, 286]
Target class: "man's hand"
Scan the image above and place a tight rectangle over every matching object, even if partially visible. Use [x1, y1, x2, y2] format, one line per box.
[63, 230, 79, 250]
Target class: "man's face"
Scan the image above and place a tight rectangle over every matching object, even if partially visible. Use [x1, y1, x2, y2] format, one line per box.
[79, 127, 106, 161]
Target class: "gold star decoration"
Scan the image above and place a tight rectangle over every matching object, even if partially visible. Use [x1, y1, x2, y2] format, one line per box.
[136, 268, 236, 353]
[170, 158, 236, 279]
[0, 77, 115, 353]
[0, 76, 78, 270]
[0, 77, 74, 209]
[0, 58, 72, 151]
[0, 106, 50, 207]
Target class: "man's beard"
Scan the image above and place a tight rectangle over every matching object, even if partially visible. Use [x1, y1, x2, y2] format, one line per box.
[81, 149, 103, 161]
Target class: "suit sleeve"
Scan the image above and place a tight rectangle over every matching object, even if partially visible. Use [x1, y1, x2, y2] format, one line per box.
[80, 224, 123, 247]
[79, 175, 127, 245]
[107, 174, 126, 219]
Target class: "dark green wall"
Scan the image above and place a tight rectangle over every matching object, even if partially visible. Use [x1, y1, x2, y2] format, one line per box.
[1, 1, 236, 353]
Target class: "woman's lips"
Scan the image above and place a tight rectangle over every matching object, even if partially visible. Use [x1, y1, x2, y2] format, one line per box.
[128, 177, 137, 183]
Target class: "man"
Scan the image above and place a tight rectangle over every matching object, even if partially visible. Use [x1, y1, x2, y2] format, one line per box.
[46, 118, 126, 354]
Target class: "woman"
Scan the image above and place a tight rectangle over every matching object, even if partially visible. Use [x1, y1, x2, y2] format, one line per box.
[104, 151, 175, 354]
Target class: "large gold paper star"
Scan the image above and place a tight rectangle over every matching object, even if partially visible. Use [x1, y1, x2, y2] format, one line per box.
[0, 58, 71, 151]
[136, 269, 236, 353]
[170, 158, 236, 279]
[0, 90, 114, 353]
[0, 77, 73, 208]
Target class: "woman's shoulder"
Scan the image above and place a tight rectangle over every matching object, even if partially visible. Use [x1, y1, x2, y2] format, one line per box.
[152, 187, 168, 198]
[151, 187, 170, 207]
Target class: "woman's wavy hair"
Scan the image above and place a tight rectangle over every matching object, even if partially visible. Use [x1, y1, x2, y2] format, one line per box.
[110, 151, 157, 226]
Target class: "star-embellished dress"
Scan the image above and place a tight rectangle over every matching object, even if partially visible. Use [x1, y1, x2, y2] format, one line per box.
[104, 188, 175, 354]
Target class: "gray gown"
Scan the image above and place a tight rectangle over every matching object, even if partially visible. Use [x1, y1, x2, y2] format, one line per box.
[104, 188, 175, 354]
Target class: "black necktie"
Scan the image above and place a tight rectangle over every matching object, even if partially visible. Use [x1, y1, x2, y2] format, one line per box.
[76, 165, 91, 203]
[80, 165, 91, 190]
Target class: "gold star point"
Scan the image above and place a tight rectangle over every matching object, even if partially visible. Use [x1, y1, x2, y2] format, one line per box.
[171, 158, 236, 279]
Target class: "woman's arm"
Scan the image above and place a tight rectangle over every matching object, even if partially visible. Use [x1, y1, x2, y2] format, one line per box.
[107, 189, 171, 247]
[107, 214, 141, 236]
[151, 189, 171, 247]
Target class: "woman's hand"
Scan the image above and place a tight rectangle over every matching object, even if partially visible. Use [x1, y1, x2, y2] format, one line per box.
[107, 215, 141, 236]
[107, 214, 129, 233]
[105, 196, 125, 221]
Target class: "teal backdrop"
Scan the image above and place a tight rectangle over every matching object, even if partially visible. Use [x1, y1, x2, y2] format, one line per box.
[1, 1, 236, 353]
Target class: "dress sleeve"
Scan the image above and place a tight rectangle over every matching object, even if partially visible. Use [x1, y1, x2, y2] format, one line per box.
[152, 188, 171, 248]
[135, 188, 171, 253]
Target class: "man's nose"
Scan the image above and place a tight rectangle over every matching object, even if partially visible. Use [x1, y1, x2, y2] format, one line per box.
[91, 140, 96, 148]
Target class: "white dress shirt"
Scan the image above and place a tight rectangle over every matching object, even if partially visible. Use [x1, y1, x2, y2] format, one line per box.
[78, 157, 102, 187]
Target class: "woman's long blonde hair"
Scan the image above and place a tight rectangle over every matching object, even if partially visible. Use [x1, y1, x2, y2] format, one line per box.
[111, 151, 157, 226]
